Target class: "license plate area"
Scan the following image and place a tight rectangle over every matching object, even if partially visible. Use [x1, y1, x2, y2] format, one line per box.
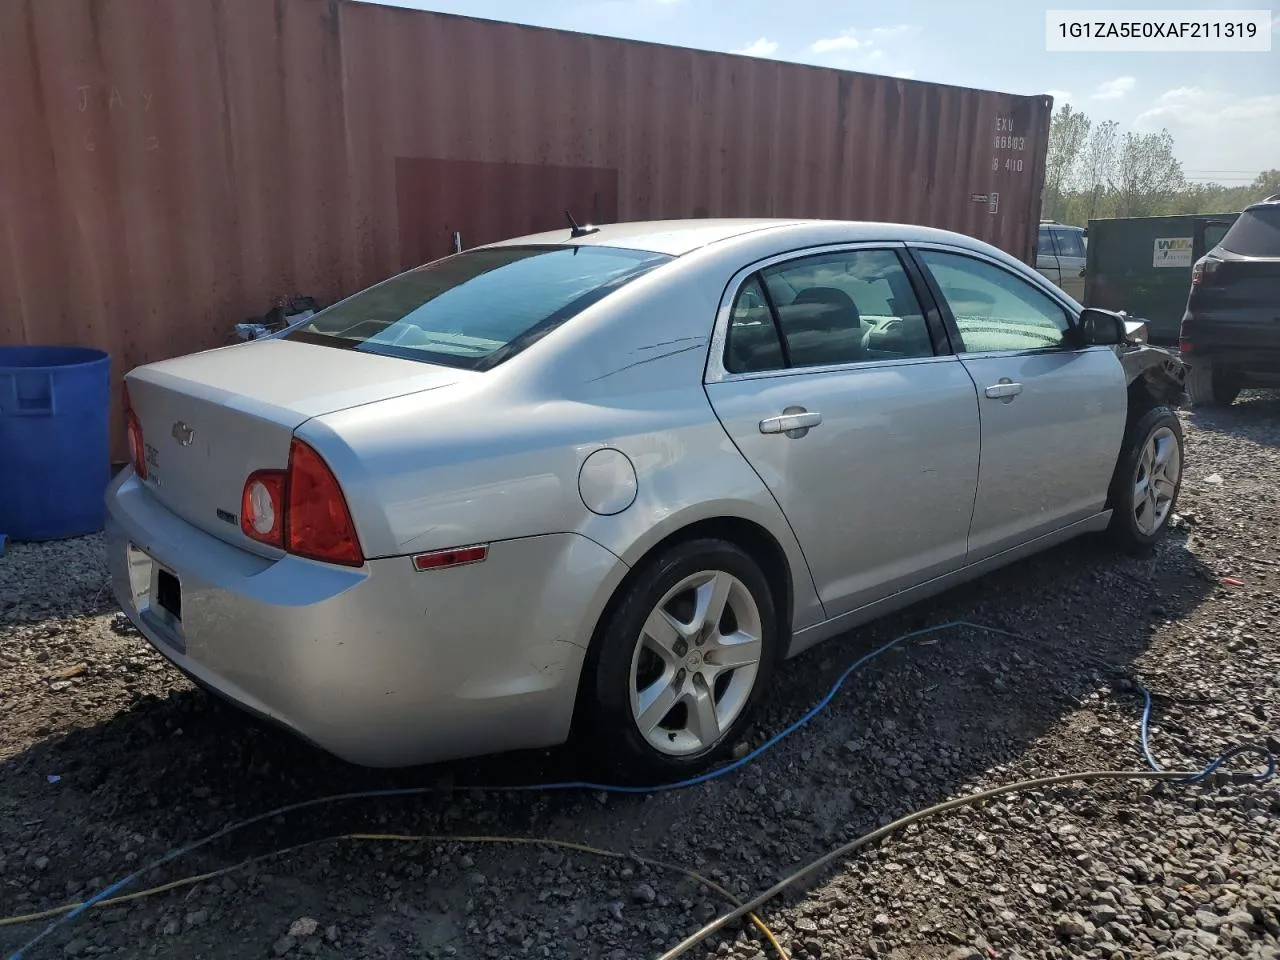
[156, 569, 182, 621]
[126, 543, 186, 652]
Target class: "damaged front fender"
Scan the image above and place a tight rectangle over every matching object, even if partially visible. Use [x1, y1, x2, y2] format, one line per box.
[1116, 340, 1188, 406]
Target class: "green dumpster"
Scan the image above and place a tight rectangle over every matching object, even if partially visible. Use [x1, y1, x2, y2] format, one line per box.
[1084, 212, 1240, 343]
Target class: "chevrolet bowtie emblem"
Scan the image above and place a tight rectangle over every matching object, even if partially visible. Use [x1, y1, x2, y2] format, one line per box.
[171, 421, 195, 446]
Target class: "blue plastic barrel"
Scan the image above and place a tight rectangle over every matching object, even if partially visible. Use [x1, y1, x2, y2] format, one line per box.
[0, 346, 112, 541]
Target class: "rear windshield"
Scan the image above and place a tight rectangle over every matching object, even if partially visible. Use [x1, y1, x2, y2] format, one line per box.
[1219, 207, 1280, 257]
[286, 245, 671, 370]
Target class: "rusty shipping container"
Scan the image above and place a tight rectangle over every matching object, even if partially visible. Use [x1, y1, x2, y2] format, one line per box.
[0, 0, 1053, 461]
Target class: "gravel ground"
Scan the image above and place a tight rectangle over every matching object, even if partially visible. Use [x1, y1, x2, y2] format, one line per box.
[2, 394, 1278, 960]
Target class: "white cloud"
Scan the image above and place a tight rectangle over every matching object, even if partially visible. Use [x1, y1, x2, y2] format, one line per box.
[732, 37, 779, 58]
[1045, 89, 1073, 105]
[1136, 87, 1280, 176]
[810, 25, 911, 54]
[1091, 76, 1136, 100]
[811, 32, 866, 53]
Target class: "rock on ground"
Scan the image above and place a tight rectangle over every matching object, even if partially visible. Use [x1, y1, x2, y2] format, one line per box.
[2, 393, 1279, 960]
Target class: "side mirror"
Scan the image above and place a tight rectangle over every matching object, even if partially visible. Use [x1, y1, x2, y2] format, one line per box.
[1077, 307, 1126, 346]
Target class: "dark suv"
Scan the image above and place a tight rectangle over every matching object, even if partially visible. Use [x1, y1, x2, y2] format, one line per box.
[1180, 195, 1280, 405]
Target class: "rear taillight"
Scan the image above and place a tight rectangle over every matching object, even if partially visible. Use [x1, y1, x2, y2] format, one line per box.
[122, 382, 147, 480]
[241, 470, 286, 547]
[1179, 340, 1193, 355]
[285, 439, 363, 566]
[1191, 255, 1220, 286]
[239, 438, 364, 566]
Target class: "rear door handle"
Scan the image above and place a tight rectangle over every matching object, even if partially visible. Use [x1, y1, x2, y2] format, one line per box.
[984, 380, 1023, 400]
[759, 410, 823, 435]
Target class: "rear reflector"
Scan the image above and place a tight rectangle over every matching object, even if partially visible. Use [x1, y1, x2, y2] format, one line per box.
[411, 544, 489, 572]
[1179, 340, 1193, 354]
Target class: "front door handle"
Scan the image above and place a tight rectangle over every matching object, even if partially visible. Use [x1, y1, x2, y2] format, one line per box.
[759, 409, 823, 436]
[984, 380, 1023, 401]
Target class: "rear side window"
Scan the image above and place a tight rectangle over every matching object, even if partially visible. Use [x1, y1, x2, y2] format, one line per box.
[1219, 207, 1280, 257]
[286, 245, 671, 370]
[1053, 228, 1086, 259]
[723, 248, 936, 372]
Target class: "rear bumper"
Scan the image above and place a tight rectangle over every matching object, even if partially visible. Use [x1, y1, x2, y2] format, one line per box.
[1180, 316, 1280, 375]
[105, 471, 628, 767]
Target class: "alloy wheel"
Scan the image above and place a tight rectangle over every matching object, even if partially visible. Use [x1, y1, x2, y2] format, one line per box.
[627, 569, 763, 757]
[1133, 425, 1180, 536]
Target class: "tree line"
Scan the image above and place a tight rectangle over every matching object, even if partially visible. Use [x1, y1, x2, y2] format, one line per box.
[1042, 104, 1279, 226]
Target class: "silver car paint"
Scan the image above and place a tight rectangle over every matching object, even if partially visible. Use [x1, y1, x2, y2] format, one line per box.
[107, 218, 1134, 767]
[106, 470, 627, 766]
[126, 339, 469, 556]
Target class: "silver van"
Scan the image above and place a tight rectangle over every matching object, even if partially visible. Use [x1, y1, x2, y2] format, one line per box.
[1036, 220, 1087, 302]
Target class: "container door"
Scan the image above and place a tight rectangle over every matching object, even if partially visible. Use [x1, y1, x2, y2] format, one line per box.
[911, 246, 1128, 561]
[704, 247, 980, 619]
[1192, 217, 1236, 263]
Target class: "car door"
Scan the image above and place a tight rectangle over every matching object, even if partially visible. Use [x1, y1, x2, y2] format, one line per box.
[1035, 224, 1062, 288]
[1052, 226, 1087, 302]
[704, 244, 981, 620]
[909, 245, 1128, 562]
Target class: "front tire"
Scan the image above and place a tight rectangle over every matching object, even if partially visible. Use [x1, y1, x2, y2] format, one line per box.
[581, 538, 779, 784]
[1107, 405, 1184, 552]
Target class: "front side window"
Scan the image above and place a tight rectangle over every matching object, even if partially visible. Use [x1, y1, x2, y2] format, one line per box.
[917, 250, 1073, 353]
[286, 245, 671, 370]
[728, 249, 934, 370]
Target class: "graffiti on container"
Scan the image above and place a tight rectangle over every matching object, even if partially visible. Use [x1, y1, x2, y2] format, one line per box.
[76, 84, 159, 153]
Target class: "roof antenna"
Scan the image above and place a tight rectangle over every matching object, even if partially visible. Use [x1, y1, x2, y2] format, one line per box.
[565, 209, 600, 239]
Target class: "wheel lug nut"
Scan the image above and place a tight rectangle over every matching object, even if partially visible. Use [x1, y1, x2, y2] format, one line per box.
[676, 669, 686, 684]
[674, 640, 687, 657]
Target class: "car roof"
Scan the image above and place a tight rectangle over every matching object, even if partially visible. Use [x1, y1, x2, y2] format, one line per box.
[481, 217, 1001, 257]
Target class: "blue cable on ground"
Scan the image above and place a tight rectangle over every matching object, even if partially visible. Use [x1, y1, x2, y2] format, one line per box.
[1135, 682, 1276, 785]
[7, 619, 1274, 960]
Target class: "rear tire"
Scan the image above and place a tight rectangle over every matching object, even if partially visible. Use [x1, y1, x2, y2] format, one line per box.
[1107, 405, 1184, 553]
[580, 538, 779, 784]
[1186, 362, 1240, 406]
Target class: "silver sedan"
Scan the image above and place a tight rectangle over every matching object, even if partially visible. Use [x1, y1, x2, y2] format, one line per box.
[105, 218, 1187, 780]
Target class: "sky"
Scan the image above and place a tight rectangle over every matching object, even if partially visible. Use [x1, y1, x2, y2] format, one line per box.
[354, 0, 1278, 186]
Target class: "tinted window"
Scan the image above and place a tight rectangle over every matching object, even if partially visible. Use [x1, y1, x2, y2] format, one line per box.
[724, 276, 785, 374]
[918, 250, 1072, 353]
[757, 249, 934, 368]
[1038, 226, 1055, 258]
[1220, 207, 1280, 257]
[1054, 228, 1086, 259]
[286, 245, 671, 370]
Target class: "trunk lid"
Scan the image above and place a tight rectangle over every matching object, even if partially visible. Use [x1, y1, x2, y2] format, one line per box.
[125, 339, 466, 551]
